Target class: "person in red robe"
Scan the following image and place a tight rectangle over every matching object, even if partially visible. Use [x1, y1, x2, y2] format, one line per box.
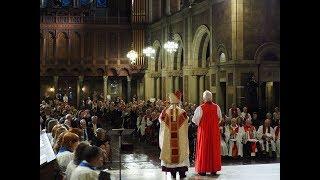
[192, 90, 222, 176]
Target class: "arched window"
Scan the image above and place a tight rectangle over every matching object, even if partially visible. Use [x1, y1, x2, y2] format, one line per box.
[220, 52, 226, 63]
[57, 33, 68, 63]
[46, 32, 55, 64]
[71, 32, 81, 63]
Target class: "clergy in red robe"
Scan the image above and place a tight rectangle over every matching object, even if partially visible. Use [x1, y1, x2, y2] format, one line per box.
[159, 91, 189, 178]
[192, 90, 222, 176]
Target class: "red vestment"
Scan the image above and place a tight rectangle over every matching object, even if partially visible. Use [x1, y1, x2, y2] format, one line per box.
[195, 102, 221, 173]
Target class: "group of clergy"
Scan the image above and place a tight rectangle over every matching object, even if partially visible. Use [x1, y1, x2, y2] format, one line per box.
[220, 106, 280, 159]
[158, 90, 280, 178]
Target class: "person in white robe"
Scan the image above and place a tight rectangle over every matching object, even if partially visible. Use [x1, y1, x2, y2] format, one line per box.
[227, 118, 244, 158]
[56, 132, 80, 172]
[219, 117, 229, 157]
[158, 91, 189, 178]
[240, 107, 252, 122]
[274, 121, 280, 158]
[70, 146, 104, 180]
[65, 142, 90, 180]
[257, 119, 276, 156]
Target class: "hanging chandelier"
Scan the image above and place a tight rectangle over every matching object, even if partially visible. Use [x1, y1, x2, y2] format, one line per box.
[127, 40, 138, 64]
[127, 49, 138, 64]
[143, 46, 156, 59]
[143, 31, 156, 59]
[164, 24, 178, 54]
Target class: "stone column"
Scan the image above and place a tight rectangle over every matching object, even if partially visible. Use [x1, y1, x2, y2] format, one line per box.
[103, 75, 108, 101]
[77, 76, 84, 108]
[53, 76, 59, 91]
[68, 35, 71, 65]
[166, 0, 171, 15]
[188, 75, 197, 104]
[157, 77, 161, 99]
[199, 76, 205, 103]
[127, 76, 131, 102]
[175, 76, 179, 91]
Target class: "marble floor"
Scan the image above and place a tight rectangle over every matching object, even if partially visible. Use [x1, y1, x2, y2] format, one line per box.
[106, 163, 280, 180]
[101, 134, 280, 179]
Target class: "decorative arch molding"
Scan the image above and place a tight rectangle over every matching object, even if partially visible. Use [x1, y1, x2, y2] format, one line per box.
[107, 68, 118, 76]
[192, 25, 211, 67]
[254, 42, 280, 63]
[152, 40, 162, 72]
[172, 33, 183, 70]
[118, 68, 130, 76]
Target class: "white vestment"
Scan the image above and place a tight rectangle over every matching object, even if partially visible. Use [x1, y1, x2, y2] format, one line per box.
[56, 151, 74, 172]
[227, 125, 244, 157]
[70, 165, 99, 180]
[220, 126, 230, 156]
[65, 160, 77, 180]
[257, 125, 276, 152]
[274, 126, 280, 157]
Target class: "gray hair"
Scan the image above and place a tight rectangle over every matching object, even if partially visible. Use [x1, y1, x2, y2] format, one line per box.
[202, 90, 213, 102]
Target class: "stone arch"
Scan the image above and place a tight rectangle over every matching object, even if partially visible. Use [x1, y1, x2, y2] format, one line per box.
[107, 68, 118, 76]
[118, 68, 130, 76]
[192, 25, 211, 68]
[96, 68, 105, 76]
[71, 32, 81, 64]
[84, 68, 93, 76]
[57, 32, 68, 62]
[153, 40, 162, 72]
[46, 32, 55, 64]
[72, 68, 81, 75]
[172, 33, 183, 70]
[254, 42, 280, 63]
[46, 68, 55, 75]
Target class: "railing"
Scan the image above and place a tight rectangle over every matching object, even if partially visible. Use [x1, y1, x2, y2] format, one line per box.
[41, 16, 129, 25]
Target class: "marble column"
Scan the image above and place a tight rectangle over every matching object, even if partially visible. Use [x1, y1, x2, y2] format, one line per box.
[127, 76, 131, 102]
[175, 76, 179, 91]
[199, 76, 205, 103]
[157, 77, 161, 99]
[77, 76, 84, 108]
[166, 0, 171, 15]
[53, 76, 59, 91]
[103, 75, 108, 101]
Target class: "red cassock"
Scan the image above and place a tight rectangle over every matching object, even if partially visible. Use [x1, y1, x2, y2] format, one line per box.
[195, 102, 221, 173]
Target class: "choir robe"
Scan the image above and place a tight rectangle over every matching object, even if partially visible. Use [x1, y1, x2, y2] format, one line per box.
[243, 125, 258, 156]
[158, 104, 190, 171]
[70, 161, 99, 180]
[227, 125, 244, 157]
[65, 160, 77, 180]
[192, 102, 222, 173]
[257, 125, 276, 152]
[274, 126, 280, 157]
[56, 148, 74, 172]
[220, 125, 229, 156]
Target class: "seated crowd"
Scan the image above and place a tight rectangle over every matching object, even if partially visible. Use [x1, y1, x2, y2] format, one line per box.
[40, 92, 280, 179]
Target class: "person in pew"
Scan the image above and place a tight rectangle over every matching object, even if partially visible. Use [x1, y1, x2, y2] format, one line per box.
[257, 119, 276, 158]
[65, 142, 91, 180]
[93, 128, 111, 163]
[56, 132, 80, 172]
[219, 115, 229, 157]
[46, 119, 59, 144]
[51, 124, 63, 146]
[53, 126, 68, 149]
[70, 146, 104, 180]
[243, 119, 258, 159]
[274, 121, 280, 158]
[228, 118, 244, 158]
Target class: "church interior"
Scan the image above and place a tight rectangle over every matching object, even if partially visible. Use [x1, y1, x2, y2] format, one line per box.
[40, 0, 280, 179]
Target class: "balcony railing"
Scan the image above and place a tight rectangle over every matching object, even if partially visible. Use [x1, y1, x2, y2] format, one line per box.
[41, 16, 129, 25]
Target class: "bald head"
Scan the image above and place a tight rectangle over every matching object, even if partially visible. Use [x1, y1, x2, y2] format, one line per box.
[202, 90, 213, 102]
